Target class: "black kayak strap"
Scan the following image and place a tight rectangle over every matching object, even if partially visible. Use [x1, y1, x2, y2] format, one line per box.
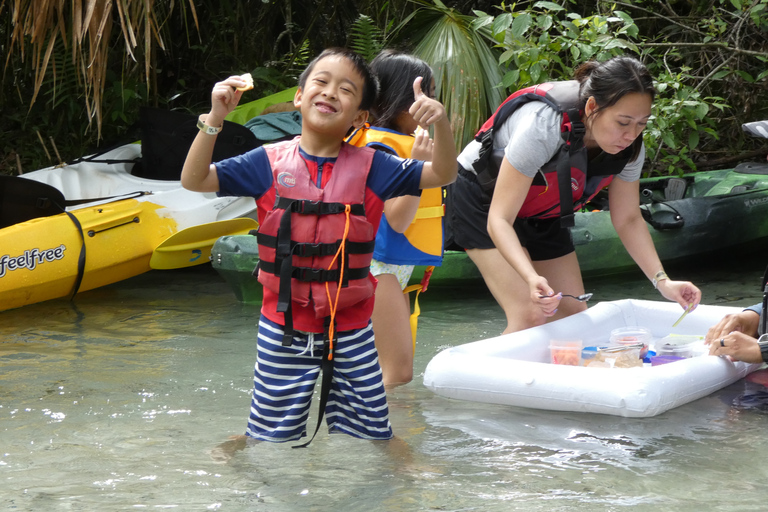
[64, 210, 87, 299]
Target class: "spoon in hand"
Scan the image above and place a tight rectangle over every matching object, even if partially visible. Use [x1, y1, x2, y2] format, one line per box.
[539, 293, 593, 302]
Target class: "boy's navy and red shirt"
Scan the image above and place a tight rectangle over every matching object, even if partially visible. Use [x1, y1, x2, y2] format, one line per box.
[215, 139, 424, 333]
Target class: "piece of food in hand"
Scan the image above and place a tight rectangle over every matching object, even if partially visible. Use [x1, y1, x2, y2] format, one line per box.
[236, 73, 254, 92]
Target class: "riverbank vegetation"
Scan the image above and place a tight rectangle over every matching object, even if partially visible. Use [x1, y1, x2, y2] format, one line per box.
[2, 0, 766, 176]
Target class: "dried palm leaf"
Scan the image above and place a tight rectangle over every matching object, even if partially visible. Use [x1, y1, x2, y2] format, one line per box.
[3, 0, 199, 138]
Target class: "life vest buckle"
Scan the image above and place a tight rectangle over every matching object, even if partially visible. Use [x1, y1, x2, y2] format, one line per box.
[568, 119, 586, 147]
[296, 242, 324, 257]
[296, 200, 321, 214]
[296, 267, 325, 282]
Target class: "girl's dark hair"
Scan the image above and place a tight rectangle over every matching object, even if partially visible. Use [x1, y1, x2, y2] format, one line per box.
[574, 55, 655, 162]
[369, 49, 434, 131]
[298, 47, 378, 111]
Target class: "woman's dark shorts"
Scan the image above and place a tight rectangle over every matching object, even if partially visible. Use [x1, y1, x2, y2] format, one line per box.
[445, 167, 575, 261]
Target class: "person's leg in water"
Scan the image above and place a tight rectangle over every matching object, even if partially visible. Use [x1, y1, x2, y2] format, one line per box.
[467, 248, 586, 334]
[372, 272, 415, 388]
[208, 435, 253, 464]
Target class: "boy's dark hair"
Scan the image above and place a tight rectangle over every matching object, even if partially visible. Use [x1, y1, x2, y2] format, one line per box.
[369, 49, 434, 131]
[574, 55, 656, 162]
[298, 47, 378, 111]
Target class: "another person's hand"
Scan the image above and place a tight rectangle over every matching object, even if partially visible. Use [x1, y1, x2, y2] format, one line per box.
[705, 309, 760, 344]
[409, 77, 447, 129]
[707, 331, 763, 364]
[410, 127, 433, 161]
[656, 279, 701, 311]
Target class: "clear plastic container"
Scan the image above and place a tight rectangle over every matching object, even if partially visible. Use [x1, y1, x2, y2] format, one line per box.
[655, 334, 705, 359]
[610, 326, 653, 346]
[610, 326, 652, 359]
[549, 339, 583, 366]
[584, 344, 644, 368]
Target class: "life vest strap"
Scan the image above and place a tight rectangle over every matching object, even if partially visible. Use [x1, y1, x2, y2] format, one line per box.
[412, 205, 444, 220]
[292, 337, 334, 449]
[257, 232, 374, 257]
[275, 196, 365, 216]
[259, 260, 369, 283]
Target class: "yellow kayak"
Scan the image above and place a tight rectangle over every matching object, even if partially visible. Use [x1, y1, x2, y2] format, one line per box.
[0, 143, 258, 312]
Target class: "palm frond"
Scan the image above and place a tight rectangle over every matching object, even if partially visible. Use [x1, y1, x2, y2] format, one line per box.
[409, 4, 505, 151]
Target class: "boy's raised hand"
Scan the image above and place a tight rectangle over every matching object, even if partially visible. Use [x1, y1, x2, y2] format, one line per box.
[209, 75, 250, 119]
[409, 76, 446, 129]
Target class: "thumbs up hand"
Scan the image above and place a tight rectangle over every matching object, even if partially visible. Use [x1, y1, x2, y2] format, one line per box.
[408, 76, 447, 130]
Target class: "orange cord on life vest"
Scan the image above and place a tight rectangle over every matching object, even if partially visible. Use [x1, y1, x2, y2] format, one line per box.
[324, 204, 352, 360]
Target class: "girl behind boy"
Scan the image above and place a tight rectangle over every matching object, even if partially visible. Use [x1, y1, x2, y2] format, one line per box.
[348, 50, 446, 388]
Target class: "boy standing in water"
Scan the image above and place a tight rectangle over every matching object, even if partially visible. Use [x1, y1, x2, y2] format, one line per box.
[181, 48, 457, 444]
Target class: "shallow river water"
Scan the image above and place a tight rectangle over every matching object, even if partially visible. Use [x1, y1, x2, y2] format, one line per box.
[2, 254, 768, 511]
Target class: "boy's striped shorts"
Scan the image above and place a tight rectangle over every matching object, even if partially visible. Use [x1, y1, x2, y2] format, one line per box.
[245, 315, 393, 442]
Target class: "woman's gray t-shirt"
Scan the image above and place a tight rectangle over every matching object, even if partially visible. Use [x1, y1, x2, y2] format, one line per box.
[457, 101, 644, 182]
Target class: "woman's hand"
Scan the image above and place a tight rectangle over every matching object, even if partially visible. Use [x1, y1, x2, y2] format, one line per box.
[656, 279, 701, 310]
[530, 276, 560, 317]
[707, 331, 763, 364]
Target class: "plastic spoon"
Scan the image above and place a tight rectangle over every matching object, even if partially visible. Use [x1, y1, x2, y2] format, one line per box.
[672, 303, 694, 327]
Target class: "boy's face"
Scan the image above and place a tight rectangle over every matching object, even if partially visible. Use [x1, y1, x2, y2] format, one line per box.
[294, 56, 369, 137]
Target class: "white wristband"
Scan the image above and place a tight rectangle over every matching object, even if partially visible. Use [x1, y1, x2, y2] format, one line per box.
[197, 114, 223, 135]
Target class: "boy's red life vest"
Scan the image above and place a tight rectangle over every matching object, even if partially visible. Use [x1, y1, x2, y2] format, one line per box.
[470, 80, 634, 227]
[256, 139, 377, 344]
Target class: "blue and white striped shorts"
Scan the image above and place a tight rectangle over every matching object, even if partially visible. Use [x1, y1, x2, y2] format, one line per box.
[245, 315, 393, 442]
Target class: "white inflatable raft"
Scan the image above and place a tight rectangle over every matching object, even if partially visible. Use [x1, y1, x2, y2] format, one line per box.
[423, 299, 762, 417]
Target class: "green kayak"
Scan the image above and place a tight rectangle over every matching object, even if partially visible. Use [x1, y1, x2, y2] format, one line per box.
[211, 161, 768, 303]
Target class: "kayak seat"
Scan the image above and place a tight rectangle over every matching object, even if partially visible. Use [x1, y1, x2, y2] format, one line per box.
[132, 107, 261, 180]
[734, 161, 768, 175]
[742, 120, 768, 139]
[664, 177, 687, 201]
[0, 176, 66, 229]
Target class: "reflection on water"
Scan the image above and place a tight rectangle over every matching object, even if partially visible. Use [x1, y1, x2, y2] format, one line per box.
[2, 254, 768, 511]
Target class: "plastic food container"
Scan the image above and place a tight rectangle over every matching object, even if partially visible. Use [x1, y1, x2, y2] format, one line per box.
[584, 344, 644, 368]
[650, 355, 686, 366]
[549, 339, 583, 366]
[581, 346, 599, 366]
[610, 326, 653, 346]
[655, 334, 705, 359]
[610, 326, 652, 358]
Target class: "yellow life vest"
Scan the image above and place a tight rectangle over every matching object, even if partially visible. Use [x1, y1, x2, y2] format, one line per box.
[346, 124, 444, 265]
